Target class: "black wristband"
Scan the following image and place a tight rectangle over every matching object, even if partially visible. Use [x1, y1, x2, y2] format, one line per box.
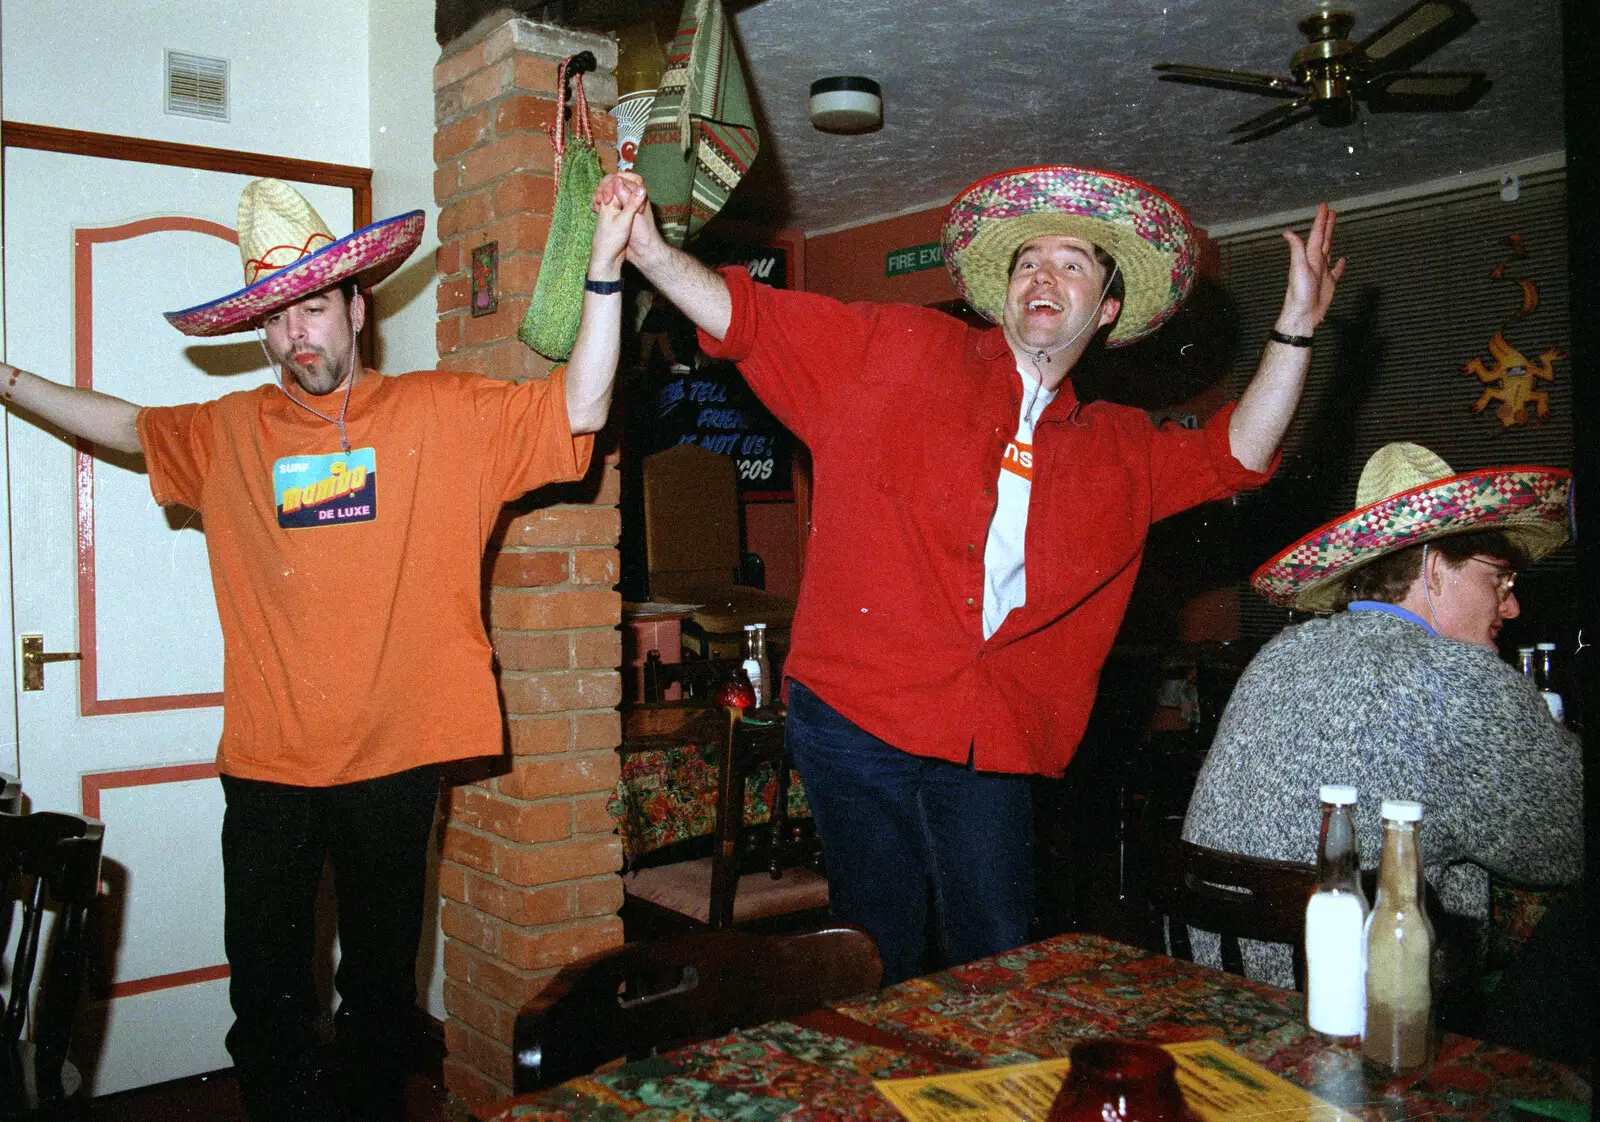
[1266, 328, 1314, 347]
[584, 277, 624, 295]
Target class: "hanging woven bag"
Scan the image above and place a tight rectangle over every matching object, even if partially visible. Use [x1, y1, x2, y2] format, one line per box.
[519, 54, 604, 360]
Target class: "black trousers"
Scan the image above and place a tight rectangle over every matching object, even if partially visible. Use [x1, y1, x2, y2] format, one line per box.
[220, 765, 440, 1122]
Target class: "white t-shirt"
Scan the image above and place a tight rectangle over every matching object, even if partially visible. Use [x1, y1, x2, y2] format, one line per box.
[983, 369, 1057, 639]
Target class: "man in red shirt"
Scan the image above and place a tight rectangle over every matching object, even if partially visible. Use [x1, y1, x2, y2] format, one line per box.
[604, 166, 1343, 982]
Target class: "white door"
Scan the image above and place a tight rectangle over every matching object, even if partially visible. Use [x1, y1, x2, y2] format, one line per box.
[3, 148, 353, 1094]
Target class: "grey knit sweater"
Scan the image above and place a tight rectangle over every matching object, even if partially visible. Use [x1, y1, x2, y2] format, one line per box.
[1181, 608, 1583, 986]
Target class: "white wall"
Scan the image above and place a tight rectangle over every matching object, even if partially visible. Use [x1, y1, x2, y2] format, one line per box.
[368, 0, 443, 380]
[2, 0, 369, 167]
[368, 0, 447, 1020]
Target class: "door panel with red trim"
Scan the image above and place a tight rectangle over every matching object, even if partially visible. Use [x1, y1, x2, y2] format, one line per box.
[3, 147, 353, 1094]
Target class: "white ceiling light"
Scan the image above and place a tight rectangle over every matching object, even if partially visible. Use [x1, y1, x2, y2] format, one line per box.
[809, 77, 882, 133]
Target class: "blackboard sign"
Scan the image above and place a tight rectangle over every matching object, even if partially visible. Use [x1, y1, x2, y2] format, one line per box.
[640, 234, 797, 495]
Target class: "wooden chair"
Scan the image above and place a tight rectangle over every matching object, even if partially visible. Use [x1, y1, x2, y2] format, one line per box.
[622, 707, 828, 934]
[0, 807, 105, 1119]
[510, 925, 882, 1093]
[1154, 840, 1319, 989]
[641, 444, 795, 660]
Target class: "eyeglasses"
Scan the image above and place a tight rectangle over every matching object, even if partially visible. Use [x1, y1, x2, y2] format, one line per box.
[1465, 556, 1517, 599]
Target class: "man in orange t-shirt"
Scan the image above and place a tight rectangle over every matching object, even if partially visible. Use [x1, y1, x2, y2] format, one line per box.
[0, 176, 643, 1120]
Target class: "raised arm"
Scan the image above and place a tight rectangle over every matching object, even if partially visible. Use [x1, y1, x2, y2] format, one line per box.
[0, 364, 143, 454]
[1228, 202, 1345, 471]
[595, 172, 732, 341]
[561, 173, 649, 434]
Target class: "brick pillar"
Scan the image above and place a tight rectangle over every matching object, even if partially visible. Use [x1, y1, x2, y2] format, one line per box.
[432, 16, 625, 1108]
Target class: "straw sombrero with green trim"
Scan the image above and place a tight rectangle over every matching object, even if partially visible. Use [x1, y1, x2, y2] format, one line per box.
[165, 178, 424, 337]
[941, 164, 1197, 346]
[1252, 442, 1571, 612]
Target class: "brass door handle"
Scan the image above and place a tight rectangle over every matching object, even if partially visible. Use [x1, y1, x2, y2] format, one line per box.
[21, 633, 81, 691]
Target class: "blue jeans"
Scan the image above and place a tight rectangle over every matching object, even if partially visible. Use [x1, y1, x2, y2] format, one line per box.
[221, 765, 440, 1122]
[785, 680, 1034, 985]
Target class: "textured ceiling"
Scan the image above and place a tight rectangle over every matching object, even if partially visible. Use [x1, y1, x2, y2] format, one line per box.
[713, 0, 1565, 233]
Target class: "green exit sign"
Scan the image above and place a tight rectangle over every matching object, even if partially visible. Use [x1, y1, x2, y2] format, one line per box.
[886, 241, 943, 278]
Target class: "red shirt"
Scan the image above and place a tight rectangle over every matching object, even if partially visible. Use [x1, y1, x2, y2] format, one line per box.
[701, 267, 1274, 777]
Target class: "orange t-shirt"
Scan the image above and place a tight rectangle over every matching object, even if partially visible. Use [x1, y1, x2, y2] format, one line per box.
[136, 368, 594, 786]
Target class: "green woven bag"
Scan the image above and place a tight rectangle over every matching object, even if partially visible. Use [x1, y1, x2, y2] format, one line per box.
[520, 57, 603, 361]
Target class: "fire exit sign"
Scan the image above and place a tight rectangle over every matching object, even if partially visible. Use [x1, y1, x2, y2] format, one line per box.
[886, 241, 943, 277]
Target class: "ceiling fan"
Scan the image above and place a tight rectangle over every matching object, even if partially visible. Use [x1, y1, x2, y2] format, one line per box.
[1152, 0, 1491, 142]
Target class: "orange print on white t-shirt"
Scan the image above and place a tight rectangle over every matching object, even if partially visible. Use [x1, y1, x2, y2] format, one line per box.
[1001, 439, 1034, 482]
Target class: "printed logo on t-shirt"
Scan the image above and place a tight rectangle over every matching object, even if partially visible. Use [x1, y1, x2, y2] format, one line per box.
[1000, 439, 1034, 482]
[273, 449, 378, 528]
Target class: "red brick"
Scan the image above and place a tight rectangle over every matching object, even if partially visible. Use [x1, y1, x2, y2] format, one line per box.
[573, 629, 622, 671]
[490, 335, 554, 382]
[577, 874, 625, 918]
[496, 94, 559, 135]
[436, 240, 463, 277]
[469, 874, 575, 926]
[574, 710, 621, 751]
[437, 191, 493, 241]
[437, 275, 470, 316]
[461, 60, 513, 108]
[588, 109, 618, 143]
[463, 297, 530, 349]
[437, 350, 491, 378]
[506, 716, 572, 756]
[462, 135, 553, 190]
[511, 56, 561, 93]
[592, 464, 622, 506]
[434, 163, 462, 206]
[490, 548, 568, 588]
[574, 792, 618, 836]
[436, 315, 462, 356]
[495, 252, 541, 300]
[434, 39, 490, 92]
[442, 1053, 501, 1109]
[441, 900, 497, 954]
[500, 916, 622, 971]
[496, 835, 623, 889]
[500, 506, 620, 548]
[442, 825, 494, 873]
[492, 171, 556, 219]
[490, 588, 620, 631]
[492, 629, 569, 672]
[443, 978, 514, 1040]
[479, 212, 552, 258]
[467, 952, 553, 1009]
[500, 670, 621, 715]
[598, 146, 619, 175]
[498, 753, 621, 802]
[456, 787, 572, 842]
[434, 109, 489, 164]
[572, 548, 618, 587]
[439, 862, 469, 903]
[443, 939, 471, 982]
[435, 86, 466, 129]
[463, 1018, 515, 1087]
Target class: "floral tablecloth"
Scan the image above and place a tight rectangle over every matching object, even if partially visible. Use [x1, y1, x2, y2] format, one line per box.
[481, 932, 1585, 1121]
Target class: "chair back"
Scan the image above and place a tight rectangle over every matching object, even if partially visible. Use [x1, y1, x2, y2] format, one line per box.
[512, 925, 882, 1093]
[1156, 840, 1317, 989]
[642, 444, 742, 590]
[0, 807, 105, 1110]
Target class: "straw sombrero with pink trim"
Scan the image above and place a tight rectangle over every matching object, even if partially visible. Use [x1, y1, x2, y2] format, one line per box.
[941, 164, 1197, 346]
[165, 178, 424, 337]
[1252, 442, 1571, 612]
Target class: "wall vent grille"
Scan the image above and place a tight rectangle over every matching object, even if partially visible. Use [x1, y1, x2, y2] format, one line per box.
[165, 50, 228, 122]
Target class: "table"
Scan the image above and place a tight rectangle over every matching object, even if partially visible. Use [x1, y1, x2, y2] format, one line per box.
[481, 932, 1585, 1121]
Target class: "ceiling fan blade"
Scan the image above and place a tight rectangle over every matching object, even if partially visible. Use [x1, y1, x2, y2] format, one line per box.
[1228, 96, 1317, 141]
[1364, 69, 1491, 110]
[1153, 63, 1304, 98]
[1358, 0, 1478, 72]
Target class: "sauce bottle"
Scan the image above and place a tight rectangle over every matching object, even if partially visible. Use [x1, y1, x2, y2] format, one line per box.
[1362, 799, 1434, 1076]
[1305, 784, 1366, 1043]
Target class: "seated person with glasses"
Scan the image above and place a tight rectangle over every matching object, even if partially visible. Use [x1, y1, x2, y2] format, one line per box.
[1182, 443, 1583, 1000]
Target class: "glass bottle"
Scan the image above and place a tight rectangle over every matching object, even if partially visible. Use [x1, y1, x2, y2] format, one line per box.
[1517, 647, 1536, 679]
[1535, 642, 1565, 724]
[1362, 799, 1434, 1076]
[1047, 1040, 1197, 1122]
[741, 623, 772, 709]
[1305, 784, 1366, 1043]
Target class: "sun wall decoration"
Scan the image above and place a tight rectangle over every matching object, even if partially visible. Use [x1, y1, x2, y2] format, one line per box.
[1461, 233, 1566, 428]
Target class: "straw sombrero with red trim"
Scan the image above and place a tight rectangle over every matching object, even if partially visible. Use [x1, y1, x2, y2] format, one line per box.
[1252, 442, 1571, 612]
[165, 178, 424, 337]
[941, 164, 1197, 346]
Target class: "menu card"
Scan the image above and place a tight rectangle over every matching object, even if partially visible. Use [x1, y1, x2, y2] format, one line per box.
[875, 1039, 1359, 1122]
